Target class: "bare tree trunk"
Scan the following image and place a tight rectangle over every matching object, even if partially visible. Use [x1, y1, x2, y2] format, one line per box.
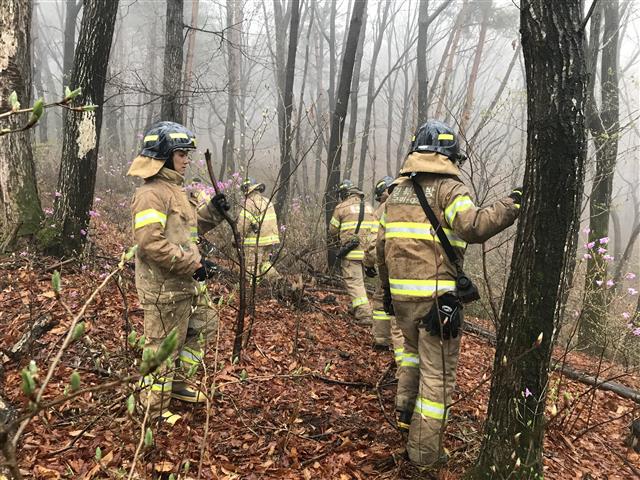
[275, 0, 301, 220]
[183, 0, 200, 126]
[470, 0, 587, 476]
[145, 16, 158, 129]
[343, 1, 368, 179]
[160, 0, 184, 123]
[328, 0, 337, 113]
[50, 0, 119, 255]
[221, 0, 241, 178]
[580, 0, 620, 351]
[416, 0, 429, 121]
[458, 0, 490, 136]
[0, 0, 43, 248]
[62, 0, 82, 93]
[324, 0, 368, 259]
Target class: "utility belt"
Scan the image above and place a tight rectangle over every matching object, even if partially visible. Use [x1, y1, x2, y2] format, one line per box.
[336, 237, 360, 259]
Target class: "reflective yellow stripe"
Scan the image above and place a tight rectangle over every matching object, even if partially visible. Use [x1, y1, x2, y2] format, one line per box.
[438, 133, 454, 141]
[134, 209, 167, 229]
[169, 132, 189, 139]
[444, 196, 474, 225]
[352, 296, 369, 308]
[415, 397, 446, 420]
[345, 250, 364, 260]
[190, 226, 198, 243]
[400, 352, 419, 368]
[143, 134, 159, 142]
[385, 222, 467, 248]
[394, 347, 404, 362]
[330, 217, 340, 228]
[179, 347, 203, 365]
[389, 278, 456, 297]
[372, 310, 391, 320]
[243, 234, 280, 246]
[380, 213, 386, 227]
[142, 375, 172, 392]
[340, 221, 377, 231]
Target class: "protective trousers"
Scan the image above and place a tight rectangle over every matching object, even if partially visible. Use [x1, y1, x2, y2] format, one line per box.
[245, 246, 281, 283]
[140, 288, 218, 419]
[341, 259, 372, 324]
[371, 284, 404, 361]
[394, 300, 461, 466]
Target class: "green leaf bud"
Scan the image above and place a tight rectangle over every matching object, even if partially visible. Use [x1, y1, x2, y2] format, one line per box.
[144, 427, 153, 447]
[72, 321, 85, 340]
[70, 371, 81, 391]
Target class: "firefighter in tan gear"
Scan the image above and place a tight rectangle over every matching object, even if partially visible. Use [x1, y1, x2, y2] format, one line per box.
[329, 180, 377, 325]
[377, 120, 522, 466]
[363, 176, 405, 360]
[239, 178, 281, 282]
[128, 121, 230, 424]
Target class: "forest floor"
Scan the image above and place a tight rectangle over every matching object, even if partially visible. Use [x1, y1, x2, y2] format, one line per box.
[1, 219, 639, 479]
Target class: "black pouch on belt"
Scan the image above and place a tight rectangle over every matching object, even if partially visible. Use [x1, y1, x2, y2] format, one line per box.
[420, 293, 462, 340]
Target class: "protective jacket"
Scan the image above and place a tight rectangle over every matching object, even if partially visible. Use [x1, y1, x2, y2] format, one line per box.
[329, 193, 377, 261]
[377, 152, 519, 302]
[131, 167, 224, 303]
[239, 191, 279, 247]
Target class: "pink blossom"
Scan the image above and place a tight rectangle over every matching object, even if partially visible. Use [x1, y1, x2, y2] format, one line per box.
[633, 328, 640, 337]
[80, 229, 87, 236]
[606, 279, 614, 288]
[280, 224, 287, 233]
[43, 207, 53, 215]
[94, 197, 102, 203]
[582, 227, 591, 235]
[595, 280, 603, 286]
[583, 253, 592, 260]
[603, 254, 614, 261]
[524, 388, 532, 398]
[88, 210, 100, 218]
[597, 247, 607, 254]
[625, 272, 636, 280]
[622, 312, 631, 320]
[629, 288, 639, 296]
[586, 241, 595, 249]
[54, 191, 62, 198]
[599, 237, 609, 245]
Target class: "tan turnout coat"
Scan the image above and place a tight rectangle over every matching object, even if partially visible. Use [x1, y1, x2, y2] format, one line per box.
[377, 152, 520, 302]
[329, 192, 377, 261]
[239, 191, 280, 246]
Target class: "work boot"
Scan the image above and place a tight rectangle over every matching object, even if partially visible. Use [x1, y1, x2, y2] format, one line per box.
[171, 384, 207, 403]
[397, 409, 412, 433]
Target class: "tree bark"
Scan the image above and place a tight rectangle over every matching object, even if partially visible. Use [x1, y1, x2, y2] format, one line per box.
[50, 0, 119, 255]
[343, 1, 368, 180]
[62, 0, 82, 94]
[324, 0, 367, 264]
[220, 0, 241, 179]
[416, 0, 429, 121]
[580, 0, 620, 350]
[160, 0, 184, 123]
[469, 0, 587, 477]
[183, 0, 200, 126]
[0, 0, 43, 246]
[275, 0, 301, 220]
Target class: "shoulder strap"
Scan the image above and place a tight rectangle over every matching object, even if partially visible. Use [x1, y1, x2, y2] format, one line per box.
[354, 198, 365, 235]
[410, 177, 462, 274]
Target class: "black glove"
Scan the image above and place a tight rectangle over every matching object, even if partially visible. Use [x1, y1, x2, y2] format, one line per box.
[383, 287, 394, 316]
[250, 222, 259, 233]
[364, 266, 377, 278]
[193, 258, 218, 281]
[509, 187, 523, 207]
[211, 193, 230, 213]
[423, 294, 461, 340]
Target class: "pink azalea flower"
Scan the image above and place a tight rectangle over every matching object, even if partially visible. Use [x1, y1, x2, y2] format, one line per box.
[633, 328, 640, 336]
[622, 312, 631, 320]
[89, 210, 100, 218]
[583, 253, 592, 260]
[586, 241, 595, 249]
[603, 254, 614, 261]
[597, 247, 607, 254]
[54, 191, 62, 198]
[582, 227, 591, 235]
[629, 288, 639, 296]
[524, 388, 532, 398]
[606, 279, 614, 287]
[595, 280, 603, 286]
[599, 237, 609, 244]
[625, 272, 636, 280]
[80, 229, 87, 236]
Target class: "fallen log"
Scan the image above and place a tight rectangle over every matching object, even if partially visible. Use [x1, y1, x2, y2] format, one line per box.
[463, 321, 640, 404]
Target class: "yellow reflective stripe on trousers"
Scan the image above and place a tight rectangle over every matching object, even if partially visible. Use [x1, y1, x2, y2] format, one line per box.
[134, 209, 167, 229]
[389, 278, 456, 297]
[352, 296, 369, 308]
[345, 250, 364, 260]
[243, 234, 280, 246]
[394, 347, 405, 362]
[385, 222, 467, 248]
[415, 396, 446, 420]
[400, 352, 419, 368]
[444, 195, 474, 225]
[179, 347, 203, 365]
[330, 217, 340, 228]
[372, 310, 391, 321]
[142, 374, 172, 392]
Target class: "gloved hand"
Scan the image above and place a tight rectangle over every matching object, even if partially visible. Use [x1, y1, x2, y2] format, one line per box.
[211, 193, 230, 213]
[193, 258, 218, 281]
[250, 222, 260, 233]
[425, 294, 461, 340]
[364, 266, 377, 278]
[509, 187, 523, 207]
[383, 287, 394, 316]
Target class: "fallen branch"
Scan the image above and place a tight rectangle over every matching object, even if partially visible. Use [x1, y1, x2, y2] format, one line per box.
[9, 314, 58, 359]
